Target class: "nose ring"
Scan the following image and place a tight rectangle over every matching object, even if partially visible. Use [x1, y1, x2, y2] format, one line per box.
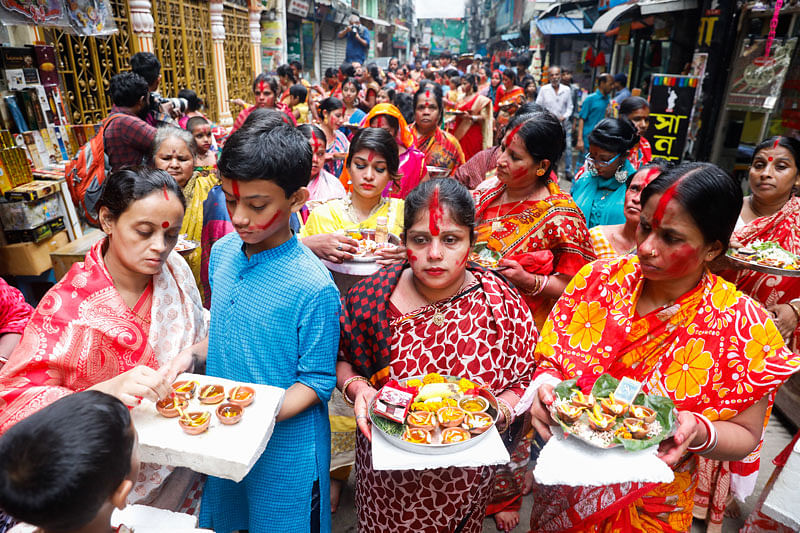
[651, 249, 657, 257]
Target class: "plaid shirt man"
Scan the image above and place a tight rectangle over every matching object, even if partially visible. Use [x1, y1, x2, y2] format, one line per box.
[104, 106, 157, 172]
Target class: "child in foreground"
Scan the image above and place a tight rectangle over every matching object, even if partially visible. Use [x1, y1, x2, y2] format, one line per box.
[287, 83, 310, 125]
[0, 391, 138, 533]
[198, 124, 340, 532]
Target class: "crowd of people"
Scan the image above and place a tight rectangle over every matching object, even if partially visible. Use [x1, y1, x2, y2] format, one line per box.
[0, 48, 797, 533]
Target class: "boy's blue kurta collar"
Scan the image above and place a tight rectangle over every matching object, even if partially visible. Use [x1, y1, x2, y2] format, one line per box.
[238, 233, 299, 264]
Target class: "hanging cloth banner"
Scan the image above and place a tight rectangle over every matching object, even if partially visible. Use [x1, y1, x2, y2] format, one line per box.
[63, 0, 117, 36]
[764, 0, 784, 59]
[0, 0, 69, 26]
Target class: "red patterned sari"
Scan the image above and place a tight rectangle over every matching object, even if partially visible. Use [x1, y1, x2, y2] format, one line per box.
[695, 196, 800, 530]
[472, 176, 596, 327]
[411, 126, 465, 176]
[529, 255, 800, 532]
[340, 264, 538, 532]
[449, 93, 493, 162]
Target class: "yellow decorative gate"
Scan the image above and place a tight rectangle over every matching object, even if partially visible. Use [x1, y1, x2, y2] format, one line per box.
[152, 0, 218, 122]
[223, 2, 253, 104]
[47, 0, 133, 125]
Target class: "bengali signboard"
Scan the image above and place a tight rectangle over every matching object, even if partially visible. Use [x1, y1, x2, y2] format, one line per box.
[645, 75, 700, 162]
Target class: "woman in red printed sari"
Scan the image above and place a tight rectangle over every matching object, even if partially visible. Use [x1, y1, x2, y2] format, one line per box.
[472, 110, 594, 531]
[0, 168, 209, 509]
[411, 83, 465, 176]
[528, 162, 800, 532]
[495, 69, 525, 132]
[337, 178, 539, 533]
[694, 136, 800, 532]
[448, 74, 493, 162]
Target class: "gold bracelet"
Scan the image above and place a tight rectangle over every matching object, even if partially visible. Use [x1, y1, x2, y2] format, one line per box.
[341, 376, 370, 408]
[788, 301, 800, 324]
[521, 275, 542, 297]
[496, 399, 514, 433]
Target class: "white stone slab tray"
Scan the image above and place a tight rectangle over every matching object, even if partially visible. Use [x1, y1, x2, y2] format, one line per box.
[131, 372, 285, 482]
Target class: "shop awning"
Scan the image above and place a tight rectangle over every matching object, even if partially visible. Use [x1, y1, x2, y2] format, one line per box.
[639, 0, 698, 15]
[538, 1, 595, 19]
[360, 15, 390, 27]
[536, 16, 591, 35]
[591, 3, 638, 33]
[501, 31, 521, 41]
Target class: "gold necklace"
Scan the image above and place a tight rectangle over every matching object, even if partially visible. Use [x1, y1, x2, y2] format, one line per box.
[412, 275, 474, 326]
[343, 194, 387, 225]
[491, 187, 533, 233]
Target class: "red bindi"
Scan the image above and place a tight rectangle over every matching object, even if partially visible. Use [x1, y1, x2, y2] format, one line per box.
[768, 157, 774, 162]
[232, 180, 240, 199]
[428, 185, 443, 237]
[162, 221, 169, 229]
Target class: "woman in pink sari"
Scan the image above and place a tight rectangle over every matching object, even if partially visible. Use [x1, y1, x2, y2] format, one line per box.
[0, 167, 209, 509]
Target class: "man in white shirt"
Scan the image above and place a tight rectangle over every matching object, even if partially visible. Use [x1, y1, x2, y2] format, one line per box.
[536, 66, 573, 178]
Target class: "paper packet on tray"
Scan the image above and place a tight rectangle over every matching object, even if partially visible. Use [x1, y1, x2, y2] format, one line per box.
[373, 385, 414, 424]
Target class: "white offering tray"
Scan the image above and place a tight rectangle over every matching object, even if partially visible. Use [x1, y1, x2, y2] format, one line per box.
[131, 372, 285, 482]
[371, 425, 510, 471]
[533, 431, 674, 487]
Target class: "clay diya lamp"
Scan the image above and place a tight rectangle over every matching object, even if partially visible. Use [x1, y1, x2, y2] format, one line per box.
[406, 411, 437, 432]
[198, 384, 225, 405]
[402, 427, 431, 444]
[441, 427, 471, 444]
[600, 393, 629, 417]
[216, 403, 243, 425]
[629, 405, 657, 424]
[178, 411, 211, 435]
[155, 395, 188, 418]
[172, 380, 199, 400]
[458, 396, 488, 414]
[555, 402, 584, 424]
[436, 406, 466, 428]
[464, 412, 493, 434]
[571, 390, 595, 409]
[227, 386, 255, 407]
[623, 418, 650, 439]
[587, 404, 616, 432]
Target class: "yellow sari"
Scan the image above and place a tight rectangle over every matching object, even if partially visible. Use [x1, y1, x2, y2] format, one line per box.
[299, 196, 404, 238]
[180, 166, 218, 300]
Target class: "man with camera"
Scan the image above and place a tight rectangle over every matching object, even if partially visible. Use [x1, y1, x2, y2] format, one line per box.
[337, 14, 370, 65]
[130, 52, 185, 127]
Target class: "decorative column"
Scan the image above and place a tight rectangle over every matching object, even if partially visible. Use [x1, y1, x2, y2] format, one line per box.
[128, 0, 155, 53]
[210, 0, 233, 126]
[249, 0, 263, 77]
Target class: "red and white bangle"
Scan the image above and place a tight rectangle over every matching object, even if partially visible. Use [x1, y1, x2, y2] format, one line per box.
[687, 413, 718, 455]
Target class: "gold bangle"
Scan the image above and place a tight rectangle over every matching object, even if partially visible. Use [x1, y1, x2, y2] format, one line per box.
[496, 399, 513, 433]
[341, 376, 370, 408]
[788, 302, 800, 324]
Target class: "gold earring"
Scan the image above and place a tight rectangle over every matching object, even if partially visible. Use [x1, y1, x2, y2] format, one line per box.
[536, 168, 545, 176]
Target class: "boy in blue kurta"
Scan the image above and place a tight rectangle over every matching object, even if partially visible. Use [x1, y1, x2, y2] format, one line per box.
[199, 124, 340, 532]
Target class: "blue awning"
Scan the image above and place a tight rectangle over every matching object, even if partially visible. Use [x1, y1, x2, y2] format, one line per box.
[536, 16, 591, 35]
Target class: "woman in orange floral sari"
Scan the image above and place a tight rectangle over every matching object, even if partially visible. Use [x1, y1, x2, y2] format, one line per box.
[411, 83, 465, 176]
[528, 162, 800, 532]
[473, 111, 595, 531]
[495, 69, 525, 132]
[694, 135, 800, 532]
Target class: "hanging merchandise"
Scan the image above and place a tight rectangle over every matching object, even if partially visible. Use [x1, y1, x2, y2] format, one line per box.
[592, 51, 606, 68]
[64, 0, 117, 36]
[0, 0, 69, 27]
[584, 46, 594, 66]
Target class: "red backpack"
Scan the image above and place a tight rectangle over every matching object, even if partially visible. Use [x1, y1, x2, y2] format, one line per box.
[64, 113, 124, 226]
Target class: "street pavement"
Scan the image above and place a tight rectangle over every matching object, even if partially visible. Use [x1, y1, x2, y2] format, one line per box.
[331, 413, 794, 532]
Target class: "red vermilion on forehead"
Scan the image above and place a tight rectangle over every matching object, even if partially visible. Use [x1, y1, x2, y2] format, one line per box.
[367, 150, 375, 162]
[773, 138, 781, 149]
[425, 90, 430, 99]
[249, 210, 282, 231]
[652, 180, 682, 227]
[375, 116, 389, 128]
[641, 167, 661, 187]
[258, 81, 268, 93]
[310, 131, 322, 152]
[232, 180, 240, 199]
[505, 123, 524, 147]
[428, 185, 443, 236]
[163, 184, 169, 201]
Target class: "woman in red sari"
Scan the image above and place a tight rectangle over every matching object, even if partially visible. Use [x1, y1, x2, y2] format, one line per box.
[337, 178, 539, 533]
[528, 162, 800, 532]
[0, 168, 209, 507]
[472, 110, 595, 531]
[411, 83, 466, 176]
[494, 68, 525, 132]
[448, 74, 493, 162]
[694, 136, 800, 531]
